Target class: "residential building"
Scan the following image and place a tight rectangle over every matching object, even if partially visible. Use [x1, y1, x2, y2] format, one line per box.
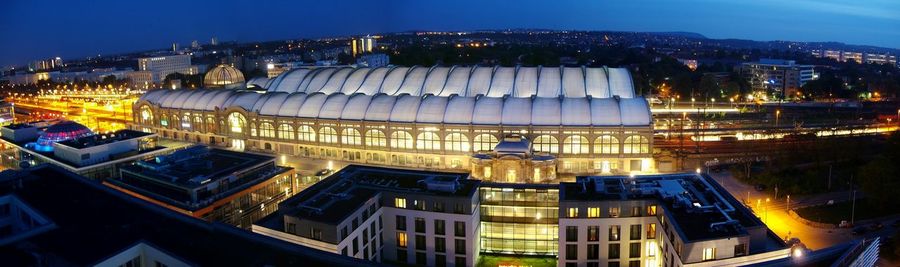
[741, 59, 816, 99]
[137, 54, 197, 83]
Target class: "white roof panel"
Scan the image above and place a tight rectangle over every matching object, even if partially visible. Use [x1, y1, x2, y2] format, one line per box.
[590, 98, 622, 126]
[487, 67, 514, 97]
[272, 68, 311, 93]
[340, 94, 373, 120]
[561, 98, 591, 126]
[537, 67, 561, 97]
[297, 93, 328, 118]
[259, 92, 289, 115]
[466, 66, 493, 96]
[397, 67, 428, 95]
[585, 67, 610, 98]
[562, 67, 586, 98]
[442, 96, 475, 124]
[389, 95, 422, 122]
[303, 68, 337, 93]
[364, 94, 396, 121]
[319, 68, 353, 94]
[440, 66, 470, 96]
[339, 68, 370, 94]
[277, 93, 308, 117]
[422, 67, 450, 96]
[514, 67, 538, 97]
[471, 97, 503, 125]
[380, 67, 408, 95]
[619, 98, 651, 125]
[179, 90, 210, 110]
[501, 97, 532, 125]
[357, 67, 390, 95]
[415, 95, 449, 123]
[608, 68, 635, 98]
[531, 97, 561, 125]
[318, 93, 349, 119]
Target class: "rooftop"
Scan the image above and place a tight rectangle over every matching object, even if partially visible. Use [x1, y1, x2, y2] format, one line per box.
[0, 165, 372, 266]
[55, 129, 152, 149]
[275, 165, 476, 225]
[120, 146, 275, 189]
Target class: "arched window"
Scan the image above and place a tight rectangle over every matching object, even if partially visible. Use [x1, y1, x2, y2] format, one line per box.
[444, 133, 470, 152]
[319, 127, 338, 143]
[159, 114, 169, 127]
[139, 106, 153, 124]
[193, 116, 203, 132]
[181, 115, 191, 129]
[250, 123, 257, 137]
[390, 131, 413, 149]
[562, 135, 589, 154]
[206, 117, 216, 132]
[533, 135, 559, 153]
[171, 116, 180, 129]
[227, 113, 246, 133]
[259, 123, 275, 138]
[623, 135, 650, 154]
[473, 134, 499, 152]
[297, 125, 316, 142]
[594, 135, 620, 154]
[416, 132, 441, 150]
[278, 124, 295, 140]
[365, 130, 386, 147]
[341, 128, 362, 145]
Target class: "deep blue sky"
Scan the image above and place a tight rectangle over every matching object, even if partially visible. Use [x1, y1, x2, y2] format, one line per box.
[1, 0, 899, 67]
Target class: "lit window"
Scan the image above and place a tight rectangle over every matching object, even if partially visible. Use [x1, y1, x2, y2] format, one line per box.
[277, 124, 295, 140]
[227, 112, 246, 133]
[533, 135, 559, 153]
[297, 125, 316, 141]
[444, 133, 470, 152]
[587, 207, 600, 218]
[647, 205, 657, 216]
[365, 130, 387, 147]
[391, 131, 414, 149]
[623, 135, 649, 154]
[395, 198, 407, 208]
[397, 232, 408, 248]
[562, 135, 589, 154]
[647, 223, 657, 239]
[341, 128, 362, 145]
[139, 106, 153, 124]
[702, 247, 716, 261]
[319, 127, 338, 143]
[416, 132, 440, 150]
[473, 134, 498, 152]
[259, 123, 275, 138]
[567, 207, 579, 218]
[594, 135, 620, 154]
[609, 207, 620, 218]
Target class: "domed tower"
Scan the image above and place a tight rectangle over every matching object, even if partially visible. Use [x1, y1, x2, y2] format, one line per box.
[203, 64, 245, 89]
[33, 121, 94, 152]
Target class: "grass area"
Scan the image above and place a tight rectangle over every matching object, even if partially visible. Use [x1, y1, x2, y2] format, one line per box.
[477, 254, 557, 267]
[794, 200, 900, 224]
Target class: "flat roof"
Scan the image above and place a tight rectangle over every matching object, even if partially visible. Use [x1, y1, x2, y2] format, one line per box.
[564, 173, 769, 242]
[56, 129, 152, 149]
[0, 165, 374, 267]
[275, 165, 476, 225]
[119, 147, 275, 190]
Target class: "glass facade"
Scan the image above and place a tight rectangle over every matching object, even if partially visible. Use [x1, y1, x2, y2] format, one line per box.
[479, 184, 559, 255]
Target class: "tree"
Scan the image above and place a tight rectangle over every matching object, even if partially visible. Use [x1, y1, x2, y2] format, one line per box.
[857, 132, 900, 207]
[699, 74, 718, 99]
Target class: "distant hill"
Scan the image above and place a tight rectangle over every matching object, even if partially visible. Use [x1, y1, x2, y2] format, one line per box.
[651, 32, 707, 39]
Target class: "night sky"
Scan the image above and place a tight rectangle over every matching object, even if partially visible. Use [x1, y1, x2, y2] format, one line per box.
[1, 0, 899, 67]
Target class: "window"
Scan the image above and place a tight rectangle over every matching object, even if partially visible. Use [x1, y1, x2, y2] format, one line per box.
[563, 135, 590, 154]
[588, 226, 600, 241]
[609, 243, 620, 259]
[587, 207, 600, 218]
[628, 261, 640, 267]
[397, 232, 408, 248]
[594, 135, 620, 154]
[630, 225, 642, 240]
[609, 207, 620, 218]
[416, 252, 426, 265]
[259, 123, 275, 138]
[647, 241, 657, 257]
[395, 198, 406, 208]
[181, 115, 191, 129]
[139, 105, 153, 124]
[735, 244, 746, 256]
[647, 205, 657, 216]
[631, 206, 642, 217]
[340, 226, 348, 239]
[278, 124, 295, 140]
[455, 239, 466, 254]
[566, 226, 578, 242]
[415, 217, 425, 233]
[287, 223, 296, 234]
[311, 228, 323, 240]
[456, 257, 466, 267]
[435, 219, 446, 235]
[397, 249, 407, 262]
[629, 243, 641, 258]
[473, 134, 499, 152]
[567, 207, 579, 218]
[436, 255, 447, 267]
[297, 125, 316, 141]
[608, 263, 620, 267]
[533, 135, 559, 153]
[365, 129, 386, 147]
[319, 127, 338, 143]
[415, 235, 426, 251]
[352, 237, 359, 255]
[702, 247, 716, 261]
[396, 215, 406, 230]
[227, 112, 245, 133]
[566, 244, 578, 260]
[435, 237, 446, 252]
[416, 132, 441, 150]
[341, 128, 362, 145]
[609, 225, 620, 241]
[647, 223, 657, 239]
[587, 244, 599, 259]
[414, 200, 426, 210]
[433, 202, 445, 212]
[390, 131, 414, 149]
[454, 221, 466, 237]
[441, 133, 469, 152]
[623, 135, 649, 154]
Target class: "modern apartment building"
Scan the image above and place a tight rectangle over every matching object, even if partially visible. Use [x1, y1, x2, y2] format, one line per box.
[741, 59, 816, 99]
[137, 54, 197, 83]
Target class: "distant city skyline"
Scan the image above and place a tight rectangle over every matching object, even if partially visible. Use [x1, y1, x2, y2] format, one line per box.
[1, 0, 899, 67]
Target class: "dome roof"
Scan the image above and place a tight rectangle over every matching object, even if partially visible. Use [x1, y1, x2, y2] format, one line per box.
[33, 121, 94, 152]
[45, 120, 92, 135]
[203, 64, 245, 89]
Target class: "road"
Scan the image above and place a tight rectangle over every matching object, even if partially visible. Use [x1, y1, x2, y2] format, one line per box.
[708, 170, 854, 250]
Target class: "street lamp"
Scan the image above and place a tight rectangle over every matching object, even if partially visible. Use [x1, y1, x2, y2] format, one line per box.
[775, 110, 781, 128]
[765, 198, 770, 224]
[691, 98, 696, 108]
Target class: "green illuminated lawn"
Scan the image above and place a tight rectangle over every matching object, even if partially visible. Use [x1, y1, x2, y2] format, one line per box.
[477, 254, 557, 267]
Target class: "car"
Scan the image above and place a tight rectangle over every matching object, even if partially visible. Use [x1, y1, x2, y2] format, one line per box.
[755, 184, 767, 192]
[852, 226, 868, 235]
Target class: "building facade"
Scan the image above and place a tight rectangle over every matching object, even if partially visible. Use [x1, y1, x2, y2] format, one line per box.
[133, 65, 656, 178]
[741, 59, 816, 99]
[137, 54, 197, 83]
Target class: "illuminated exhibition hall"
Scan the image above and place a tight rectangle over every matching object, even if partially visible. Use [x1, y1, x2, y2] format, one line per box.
[134, 66, 656, 181]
